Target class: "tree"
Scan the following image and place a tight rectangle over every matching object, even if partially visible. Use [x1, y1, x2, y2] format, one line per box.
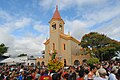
[80, 32, 120, 61]
[0, 43, 8, 56]
[87, 58, 99, 65]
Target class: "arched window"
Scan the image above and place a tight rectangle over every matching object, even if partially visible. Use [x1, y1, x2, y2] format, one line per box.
[53, 43, 55, 50]
[64, 59, 66, 67]
[64, 44, 66, 50]
[52, 23, 56, 30]
[74, 60, 80, 66]
[59, 24, 62, 31]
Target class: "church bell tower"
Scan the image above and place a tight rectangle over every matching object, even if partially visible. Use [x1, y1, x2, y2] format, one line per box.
[49, 5, 65, 53]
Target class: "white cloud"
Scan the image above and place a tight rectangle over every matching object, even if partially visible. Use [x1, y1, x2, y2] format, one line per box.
[1, 26, 46, 57]
[0, 10, 12, 21]
[7, 35, 46, 56]
[64, 17, 120, 42]
[0, 27, 14, 46]
[0, 10, 45, 57]
[63, 1, 120, 41]
[65, 20, 90, 40]
[39, 0, 109, 10]
[0, 17, 32, 33]
[82, 4, 120, 24]
[74, 0, 108, 6]
[39, 0, 54, 10]
[63, 1, 119, 39]
[14, 17, 31, 29]
[96, 16, 120, 41]
[1, 0, 120, 57]
[59, 0, 73, 10]
[33, 23, 49, 34]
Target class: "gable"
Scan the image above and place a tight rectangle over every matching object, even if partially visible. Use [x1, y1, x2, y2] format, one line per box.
[60, 34, 80, 44]
[44, 39, 50, 45]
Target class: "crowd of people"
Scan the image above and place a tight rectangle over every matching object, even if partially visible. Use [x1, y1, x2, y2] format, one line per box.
[0, 61, 120, 80]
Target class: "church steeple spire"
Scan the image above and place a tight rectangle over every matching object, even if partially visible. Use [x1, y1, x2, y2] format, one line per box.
[52, 5, 61, 19]
[49, 5, 64, 24]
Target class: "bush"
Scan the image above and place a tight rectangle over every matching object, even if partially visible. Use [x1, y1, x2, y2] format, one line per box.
[48, 50, 63, 71]
[48, 59, 63, 71]
[87, 58, 99, 65]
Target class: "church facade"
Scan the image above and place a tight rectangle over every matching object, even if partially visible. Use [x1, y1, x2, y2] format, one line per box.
[44, 6, 90, 66]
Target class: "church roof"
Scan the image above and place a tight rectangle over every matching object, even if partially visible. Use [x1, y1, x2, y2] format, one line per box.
[44, 34, 80, 45]
[52, 5, 61, 19]
[60, 34, 80, 44]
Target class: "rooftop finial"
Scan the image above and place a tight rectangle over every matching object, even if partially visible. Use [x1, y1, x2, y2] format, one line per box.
[56, 5, 58, 10]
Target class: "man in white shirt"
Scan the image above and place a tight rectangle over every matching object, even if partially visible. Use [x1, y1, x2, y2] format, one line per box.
[94, 68, 108, 80]
[109, 68, 118, 80]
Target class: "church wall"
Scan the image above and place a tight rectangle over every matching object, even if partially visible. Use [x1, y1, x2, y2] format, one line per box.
[67, 40, 72, 65]
[44, 43, 50, 65]
[72, 54, 90, 65]
[70, 40, 82, 65]
[59, 38, 72, 65]
[71, 40, 80, 56]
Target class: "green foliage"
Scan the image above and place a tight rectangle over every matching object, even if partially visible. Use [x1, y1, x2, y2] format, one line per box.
[48, 59, 63, 71]
[18, 54, 27, 57]
[80, 32, 120, 61]
[48, 51, 63, 71]
[87, 58, 99, 65]
[0, 43, 8, 56]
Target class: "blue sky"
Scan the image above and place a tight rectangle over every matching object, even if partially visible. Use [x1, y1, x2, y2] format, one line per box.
[0, 0, 120, 57]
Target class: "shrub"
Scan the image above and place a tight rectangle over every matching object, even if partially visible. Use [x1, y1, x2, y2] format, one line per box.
[48, 59, 63, 71]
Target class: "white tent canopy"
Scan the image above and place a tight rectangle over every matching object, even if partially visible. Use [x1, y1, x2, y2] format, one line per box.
[0, 58, 25, 63]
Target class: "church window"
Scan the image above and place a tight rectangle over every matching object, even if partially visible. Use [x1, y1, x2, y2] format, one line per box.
[64, 59, 66, 67]
[64, 44, 66, 50]
[52, 23, 56, 30]
[59, 24, 62, 31]
[53, 43, 55, 50]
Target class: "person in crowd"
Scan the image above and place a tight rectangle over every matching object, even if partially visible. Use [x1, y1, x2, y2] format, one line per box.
[107, 63, 113, 75]
[108, 67, 118, 80]
[77, 69, 84, 80]
[19, 65, 24, 73]
[117, 66, 120, 80]
[94, 68, 108, 80]
[39, 69, 52, 80]
[84, 69, 89, 80]
[57, 68, 63, 80]
[0, 61, 120, 80]
[31, 69, 36, 79]
[52, 73, 60, 80]
[18, 70, 25, 80]
[34, 68, 40, 80]
[95, 63, 102, 77]
[68, 66, 76, 80]
[88, 65, 97, 80]
[14, 71, 20, 80]
[63, 72, 69, 80]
